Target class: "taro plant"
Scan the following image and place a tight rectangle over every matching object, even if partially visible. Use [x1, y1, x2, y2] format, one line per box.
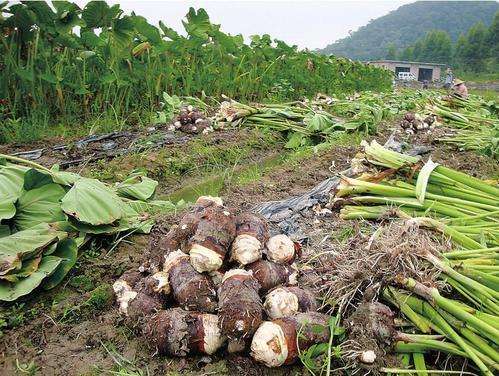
[0, 1, 392, 142]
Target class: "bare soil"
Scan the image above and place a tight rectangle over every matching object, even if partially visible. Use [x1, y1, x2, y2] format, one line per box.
[0, 120, 497, 376]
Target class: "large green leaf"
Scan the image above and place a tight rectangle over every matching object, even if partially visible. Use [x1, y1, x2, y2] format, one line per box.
[0, 225, 10, 238]
[0, 223, 66, 275]
[131, 15, 162, 45]
[0, 164, 27, 199]
[115, 173, 158, 201]
[0, 255, 62, 301]
[0, 197, 16, 222]
[61, 178, 124, 225]
[182, 7, 212, 40]
[23, 168, 54, 190]
[82, 1, 111, 28]
[15, 183, 67, 231]
[42, 238, 78, 290]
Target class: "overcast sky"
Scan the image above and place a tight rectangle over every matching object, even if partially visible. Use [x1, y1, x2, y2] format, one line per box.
[75, 0, 414, 49]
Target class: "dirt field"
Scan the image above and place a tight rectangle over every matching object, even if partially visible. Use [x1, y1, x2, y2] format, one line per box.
[1, 118, 497, 376]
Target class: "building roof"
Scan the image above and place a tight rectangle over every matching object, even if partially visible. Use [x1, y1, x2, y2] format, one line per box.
[368, 59, 447, 66]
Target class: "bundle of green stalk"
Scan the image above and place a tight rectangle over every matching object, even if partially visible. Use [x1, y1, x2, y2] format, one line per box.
[333, 141, 499, 375]
[441, 93, 498, 117]
[216, 99, 374, 148]
[314, 91, 393, 134]
[0, 154, 180, 302]
[427, 99, 498, 130]
[438, 124, 499, 160]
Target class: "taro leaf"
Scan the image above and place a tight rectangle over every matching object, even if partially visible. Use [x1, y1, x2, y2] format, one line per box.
[68, 216, 132, 235]
[23, 168, 54, 190]
[285, 133, 307, 149]
[0, 255, 62, 302]
[127, 199, 177, 215]
[0, 164, 27, 199]
[15, 183, 67, 231]
[115, 173, 158, 201]
[131, 15, 162, 45]
[61, 178, 124, 225]
[0, 197, 16, 222]
[0, 223, 67, 276]
[304, 113, 333, 132]
[0, 255, 42, 282]
[0, 225, 10, 238]
[82, 0, 111, 29]
[415, 158, 439, 204]
[182, 7, 212, 40]
[43, 242, 58, 256]
[42, 238, 78, 290]
[49, 165, 81, 186]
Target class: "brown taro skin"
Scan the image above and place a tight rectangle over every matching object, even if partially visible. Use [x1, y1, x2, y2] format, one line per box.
[246, 259, 295, 292]
[218, 272, 263, 340]
[169, 256, 217, 312]
[149, 198, 221, 272]
[276, 312, 330, 364]
[115, 271, 163, 321]
[235, 213, 269, 243]
[189, 205, 236, 260]
[144, 308, 223, 356]
[145, 308, 191, 356]
[159, 197, 221, 253]
[283, 286, 318, 312]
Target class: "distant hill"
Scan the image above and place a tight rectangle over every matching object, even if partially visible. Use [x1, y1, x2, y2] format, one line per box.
[320, 1, 499, 61]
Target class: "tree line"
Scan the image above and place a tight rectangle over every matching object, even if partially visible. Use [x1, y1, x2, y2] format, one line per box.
[385, 12, 498, 73]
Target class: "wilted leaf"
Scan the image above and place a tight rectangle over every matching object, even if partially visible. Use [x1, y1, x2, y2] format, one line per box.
[0, 255, 42, 282]
[415, 158, 439, 204]
[0, 223, 66, 275]
[0, 223, 67, 274]
[61, 178, 124, 225]
[15, 183, 67, 231]
[0, 255, 62, 301]
[43, 238, 78, 289]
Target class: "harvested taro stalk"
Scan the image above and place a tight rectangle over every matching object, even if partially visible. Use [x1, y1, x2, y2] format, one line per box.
[263, 286, 317, 319]
[188, 205, 236, 272]
[251, 312, 331, 367]
[265, 234, 295, 264]
[148, 196, 223, 272]
[145, 308, 225, 356]
[218, 269, 263, 349]
[160, 250, 217, 312]
[231, 212, 269, 265]
[113, 271, 164, 321]
[246, 259, 298, 292]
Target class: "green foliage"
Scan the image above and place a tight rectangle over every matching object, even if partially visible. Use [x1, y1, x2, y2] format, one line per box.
[0, 2, 391, 142]
[321, 1, 498, 61]
[457, 22, 489, 72]
[399, 12, 498, 73]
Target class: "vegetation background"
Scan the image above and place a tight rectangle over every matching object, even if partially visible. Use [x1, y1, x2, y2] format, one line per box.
[320, 1, 498, 65]
[0, 1, 391, 143]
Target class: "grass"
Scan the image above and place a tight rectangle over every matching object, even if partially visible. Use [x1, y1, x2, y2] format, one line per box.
[455, 71, 499, 83]
[469, 89, 498, 101]
[85, 129, 282, 184]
